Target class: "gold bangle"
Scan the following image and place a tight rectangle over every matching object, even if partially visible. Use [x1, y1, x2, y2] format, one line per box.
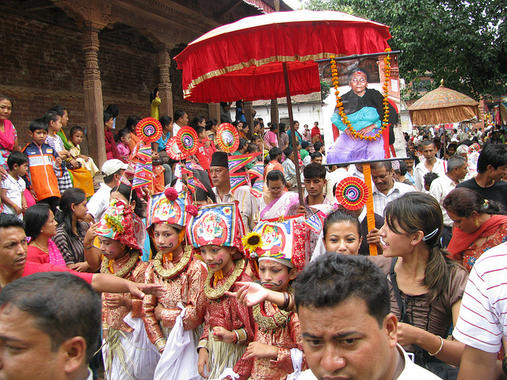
[428, 336, 444, 356]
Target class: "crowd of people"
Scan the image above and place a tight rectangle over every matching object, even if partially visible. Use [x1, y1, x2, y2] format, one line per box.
[0, 89, 506, 380]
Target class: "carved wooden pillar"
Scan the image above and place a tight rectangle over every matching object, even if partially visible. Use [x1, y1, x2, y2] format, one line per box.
[270, 99, 279, 125]
[208, 103, 220, 123]
[83, 25, 106, 167]
[158, 50, 173, 119]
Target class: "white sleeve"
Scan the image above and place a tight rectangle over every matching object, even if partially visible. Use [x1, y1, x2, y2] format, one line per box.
[86, 193, 107, 221]
[414, 166, 423, 191]
[428, 180, 442, 203]
[453, 262, 503, 353]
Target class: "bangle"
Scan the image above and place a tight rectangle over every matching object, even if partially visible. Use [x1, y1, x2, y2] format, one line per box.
[233, 329, 240, 344]
[428, 336, 444, 356]
[84, 245, 94, 250]
[280, 292, 290, 310]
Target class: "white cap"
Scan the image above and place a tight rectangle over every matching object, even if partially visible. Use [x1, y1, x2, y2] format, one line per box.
[101, 159, 128, 176]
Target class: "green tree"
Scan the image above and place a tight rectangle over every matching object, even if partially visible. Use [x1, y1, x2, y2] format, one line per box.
[306, 0, 507, 99]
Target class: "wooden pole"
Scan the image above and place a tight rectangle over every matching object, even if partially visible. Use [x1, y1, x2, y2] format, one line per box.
[362, 163, 378, 255]
[282, 62, 304, 206]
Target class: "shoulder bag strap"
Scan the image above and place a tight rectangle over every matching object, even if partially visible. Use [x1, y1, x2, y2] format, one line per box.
[388, 257, 409, 323]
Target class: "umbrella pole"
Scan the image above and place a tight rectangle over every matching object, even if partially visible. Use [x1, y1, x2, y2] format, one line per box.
[283, 62, 304, 206]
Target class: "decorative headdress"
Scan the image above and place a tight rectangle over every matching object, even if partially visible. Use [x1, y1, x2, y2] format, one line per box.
[187, 202, 245, 255]
[146, 187, 196, 228]
[95, 199, 144, 251]
[243, 216, 306, 270]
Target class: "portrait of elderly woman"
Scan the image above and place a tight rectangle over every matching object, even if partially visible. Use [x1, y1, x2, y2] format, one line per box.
[327, 67, 398, 164]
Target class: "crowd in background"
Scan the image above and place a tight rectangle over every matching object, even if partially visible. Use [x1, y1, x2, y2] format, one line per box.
[0, 89, 506, 380]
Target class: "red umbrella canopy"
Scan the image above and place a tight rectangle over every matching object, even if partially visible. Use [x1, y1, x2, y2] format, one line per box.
[175, 10, 391, 103]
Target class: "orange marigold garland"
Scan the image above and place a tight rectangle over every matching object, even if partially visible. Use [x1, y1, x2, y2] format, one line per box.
[330, 48, 392, 141]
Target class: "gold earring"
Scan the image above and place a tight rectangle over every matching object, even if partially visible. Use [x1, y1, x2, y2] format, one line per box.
[474, 219, 480, 228]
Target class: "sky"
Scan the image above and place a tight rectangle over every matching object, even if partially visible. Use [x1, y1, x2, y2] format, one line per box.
[284, 0, 305, 10]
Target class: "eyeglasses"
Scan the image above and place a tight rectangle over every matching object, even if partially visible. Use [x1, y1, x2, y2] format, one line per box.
[351, 78, 366, 83]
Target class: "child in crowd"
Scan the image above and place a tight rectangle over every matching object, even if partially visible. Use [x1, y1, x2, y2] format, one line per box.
[143, 189, 207, 377]
[44, 110, 73, 193]
[0, 151, 28, 219]
[423, 172, 439, 193]
[311, 209, 364, 260]
[191, 202, 255, 380]
[23, 118, 61, 212]
[95, 199, 150, 379]
[69, 125, 99, 176]
[289, 163, 333, 260]
[194, 125, 211, 170]
[240, 217, 307, 379]
[116, 128, 131, 163]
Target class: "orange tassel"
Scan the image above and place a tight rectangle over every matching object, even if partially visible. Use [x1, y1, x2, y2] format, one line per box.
[108, 259, 115, 274]
[213, 270, 224, 287]
[163, 252, 173, 265]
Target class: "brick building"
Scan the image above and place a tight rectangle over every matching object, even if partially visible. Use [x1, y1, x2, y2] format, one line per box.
[0, 0, 290, 165]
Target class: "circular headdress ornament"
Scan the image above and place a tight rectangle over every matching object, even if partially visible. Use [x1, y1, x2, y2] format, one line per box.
[216, 123, 239, 153]
[176, 126, 199, 156]
[335, 176, 368, 210]
[166, 137, 187, 160]
[136, 117, 163, 143]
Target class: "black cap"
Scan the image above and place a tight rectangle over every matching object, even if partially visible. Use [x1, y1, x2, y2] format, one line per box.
[211, 151, 228, 168]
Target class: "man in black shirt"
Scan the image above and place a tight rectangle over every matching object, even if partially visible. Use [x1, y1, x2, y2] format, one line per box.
[457, 143, 507, 210]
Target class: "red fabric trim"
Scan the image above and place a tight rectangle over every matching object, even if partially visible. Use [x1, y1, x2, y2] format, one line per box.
[448, 215, 507, 259]
[175, 13, 391, 102]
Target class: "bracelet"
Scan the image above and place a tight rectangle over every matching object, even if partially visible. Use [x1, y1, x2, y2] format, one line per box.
[233, 329, 240, 344]
[428, 336, 444, 356]
[84, 245, 95, 250]
[280, 292, 290, 311]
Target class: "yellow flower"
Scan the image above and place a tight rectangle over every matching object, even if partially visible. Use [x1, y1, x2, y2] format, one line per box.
[242, 232, 263, 254]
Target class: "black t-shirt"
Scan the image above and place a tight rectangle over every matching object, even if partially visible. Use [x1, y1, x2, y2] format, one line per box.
[457, 178, 507, 210]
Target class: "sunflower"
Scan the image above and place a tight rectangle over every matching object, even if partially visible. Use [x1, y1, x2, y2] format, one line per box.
[242, 232, 263, 254]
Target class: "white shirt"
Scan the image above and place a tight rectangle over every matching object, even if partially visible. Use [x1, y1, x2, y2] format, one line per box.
[213, 185, 258, 232]
[173, 123, 181, 137]
[429, 174, 457, 227]
[1, 174, 26, 218]
[326, 167, 349, 201]
[373, 181, 415, 216]
[86, 182, 112, 221]
[348, 164, 374, 189]
[414, 158, 447, 191]
[453, 242, 507, 353]
[297, 345, 441, 379]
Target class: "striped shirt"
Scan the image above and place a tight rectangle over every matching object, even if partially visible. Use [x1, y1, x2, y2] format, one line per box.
[52, 222, 89, 265]
[453, 241, 507, 353]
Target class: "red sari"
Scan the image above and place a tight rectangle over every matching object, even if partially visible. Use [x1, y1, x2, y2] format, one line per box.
[448, 214, 507, 272]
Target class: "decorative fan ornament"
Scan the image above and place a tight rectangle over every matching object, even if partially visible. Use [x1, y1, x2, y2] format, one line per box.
[216, 123, 239, 153]
[176, 126, 199, 156]
[136, 117, 163, 143]
[335, 176, 368, 210]
[166, 137, 187, 160]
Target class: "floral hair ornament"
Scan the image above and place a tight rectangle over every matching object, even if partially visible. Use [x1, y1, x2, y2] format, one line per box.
[146, 187, 192, 228]
[96, 199, 143, 251]
[246, 216, 306, 270]
[483, 199, 490, 209]
[187, 202, 246, 255]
